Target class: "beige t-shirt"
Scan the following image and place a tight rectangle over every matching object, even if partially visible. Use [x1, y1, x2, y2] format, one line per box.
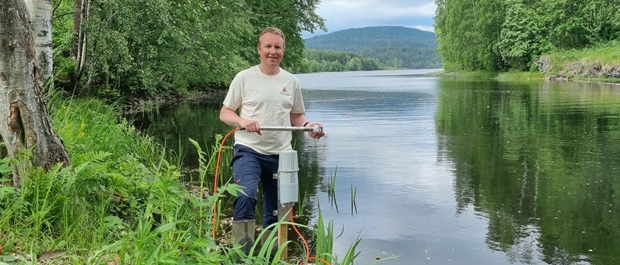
[223, 66, 305, 155]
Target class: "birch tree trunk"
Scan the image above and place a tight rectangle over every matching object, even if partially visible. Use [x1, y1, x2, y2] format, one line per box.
[0, 0, 71, 187]
[72, 0, 88, 87]
[24, 0, 54, 88]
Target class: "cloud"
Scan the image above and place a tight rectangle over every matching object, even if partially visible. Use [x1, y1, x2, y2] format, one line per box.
[315, 0, 437, 33]
[323, 0, 436, 17]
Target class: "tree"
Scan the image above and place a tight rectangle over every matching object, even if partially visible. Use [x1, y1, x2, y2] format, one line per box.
[25, 0, 54, 87]
[345, 57, 362, 71]
[435, 0, 505, 71]
[0, 0, 71, 187]
[497, 0, 552, 71]
[71, 0, 89, 90]
[243, 0, 326, 69]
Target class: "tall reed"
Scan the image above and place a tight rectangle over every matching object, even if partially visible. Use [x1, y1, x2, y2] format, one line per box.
[350, 184, 358, 216]
[328, 167, 339, 213]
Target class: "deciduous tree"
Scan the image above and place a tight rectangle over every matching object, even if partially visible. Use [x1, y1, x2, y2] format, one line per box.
[25, 0, 54, 87]
[0, 0, 70, 187]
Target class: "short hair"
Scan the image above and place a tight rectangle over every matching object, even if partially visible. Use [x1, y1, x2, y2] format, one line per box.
[258, 27, 286, 47]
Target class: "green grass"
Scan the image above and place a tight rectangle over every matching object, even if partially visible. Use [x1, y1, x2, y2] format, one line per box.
[1, 97, 232, 264]
[539, 40, 620, 77]
[435, 40, 620, 81]
[546, 40, 620, 66]
[0, 96, 364, 264]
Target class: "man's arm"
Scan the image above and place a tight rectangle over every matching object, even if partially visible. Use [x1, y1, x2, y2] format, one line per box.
[290, 112, 307, 127]
[220, 106, 261, 134]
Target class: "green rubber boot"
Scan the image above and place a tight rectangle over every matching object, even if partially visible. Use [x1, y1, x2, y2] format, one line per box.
[233, 219, 255, 262]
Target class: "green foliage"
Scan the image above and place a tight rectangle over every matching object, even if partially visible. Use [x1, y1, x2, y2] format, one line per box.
[50, 0, 325, 99]
[496, 0, 552, 71]
[0, 98, 221, 262]
[304, 26, 442, 69]
[538, 40, 620, 77]
[435, 0, 504, 71]
[243, 0, 325, 71]
[435, 0, 620, 72]
[51, 0, 77, 84]
[314, 208, 336, 264]
[295, 49, 383, 73]
[81, 0, 251, 96]
[0, 97, 363, 263]
[305, 26, 438, 50]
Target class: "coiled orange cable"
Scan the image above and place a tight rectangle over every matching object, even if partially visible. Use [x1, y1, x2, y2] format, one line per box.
[212, 128, 330, 265]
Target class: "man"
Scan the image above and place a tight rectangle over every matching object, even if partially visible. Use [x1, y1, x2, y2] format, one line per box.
[219, 27, 325, 257]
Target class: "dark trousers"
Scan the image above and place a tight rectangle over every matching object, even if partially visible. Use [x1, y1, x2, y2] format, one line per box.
[231, 145, 279, 228]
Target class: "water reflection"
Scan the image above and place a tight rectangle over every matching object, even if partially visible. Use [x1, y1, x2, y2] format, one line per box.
[436, 78, 620, 265]
[130, 71, 620, 265]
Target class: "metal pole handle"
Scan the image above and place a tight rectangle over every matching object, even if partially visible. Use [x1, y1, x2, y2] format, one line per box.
[242, 125, 323, 133]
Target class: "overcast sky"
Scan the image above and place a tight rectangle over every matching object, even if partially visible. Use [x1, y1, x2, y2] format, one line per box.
[303, 0, 437, 38]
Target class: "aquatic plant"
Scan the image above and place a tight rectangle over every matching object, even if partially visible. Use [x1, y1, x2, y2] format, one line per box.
[350, 184, 358, 216]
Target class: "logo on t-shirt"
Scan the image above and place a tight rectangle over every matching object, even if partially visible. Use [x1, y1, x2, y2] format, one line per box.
[280, 86, 289, 95]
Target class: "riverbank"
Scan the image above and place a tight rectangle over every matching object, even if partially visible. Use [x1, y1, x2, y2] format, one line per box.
[429, 70, 545, 80]
[433, 41, 620, 83]
[124, 89, 227, 113]
[0, 97, 358, 264]
[433, 69, 620, 84]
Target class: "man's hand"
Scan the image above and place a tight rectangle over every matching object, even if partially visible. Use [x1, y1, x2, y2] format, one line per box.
[305, 122, 325, 139]
[240, 119, 262, 135]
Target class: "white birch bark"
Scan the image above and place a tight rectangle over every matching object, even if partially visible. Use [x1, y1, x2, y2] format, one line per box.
[25, 0, 54, 88]
[0, 0, 70, 187]
[72, 0, 89, 83]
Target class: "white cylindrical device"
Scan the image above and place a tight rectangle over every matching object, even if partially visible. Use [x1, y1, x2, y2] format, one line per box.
[277, 150, 299, 205]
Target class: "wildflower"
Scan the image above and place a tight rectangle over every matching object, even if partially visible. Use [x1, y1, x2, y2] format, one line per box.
[78, 132, 85, 139]
[80, 123, 86, 129]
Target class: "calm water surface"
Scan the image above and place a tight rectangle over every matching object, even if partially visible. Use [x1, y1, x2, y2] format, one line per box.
[132, 70, 620, 265]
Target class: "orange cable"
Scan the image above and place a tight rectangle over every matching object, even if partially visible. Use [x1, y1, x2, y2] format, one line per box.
[292, 207, 331, 265]
[211, 128, 330, 265]
[212, 128, 240, 238]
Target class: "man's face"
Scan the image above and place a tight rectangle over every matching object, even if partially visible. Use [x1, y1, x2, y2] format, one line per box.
[257, 32, 285, 68]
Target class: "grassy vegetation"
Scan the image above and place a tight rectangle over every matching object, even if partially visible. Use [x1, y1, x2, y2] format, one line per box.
[431, 40, 620, 82]
[536, 40, 620, 82]
[0, 97, 362, 264]
[544, 40, 620, 68]
[432, 70, 544, 80]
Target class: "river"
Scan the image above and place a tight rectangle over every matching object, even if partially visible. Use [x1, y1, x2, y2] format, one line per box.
[130, 69, 620, 265]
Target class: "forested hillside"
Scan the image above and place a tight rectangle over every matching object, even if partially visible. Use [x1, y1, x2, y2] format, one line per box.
[294, 49, 382, 73]
[304, 26, 443, 69]
[435, 0, 620, 72]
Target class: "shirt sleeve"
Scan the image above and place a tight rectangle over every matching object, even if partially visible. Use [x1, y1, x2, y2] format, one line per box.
[222, 73, 243, 110]
[291, 78, 306, 113]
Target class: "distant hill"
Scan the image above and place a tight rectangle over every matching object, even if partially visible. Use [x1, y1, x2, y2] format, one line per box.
[304, 26, 442, 69]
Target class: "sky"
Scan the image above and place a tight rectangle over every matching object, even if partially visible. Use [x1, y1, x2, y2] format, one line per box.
[302, 0, 437, 38]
